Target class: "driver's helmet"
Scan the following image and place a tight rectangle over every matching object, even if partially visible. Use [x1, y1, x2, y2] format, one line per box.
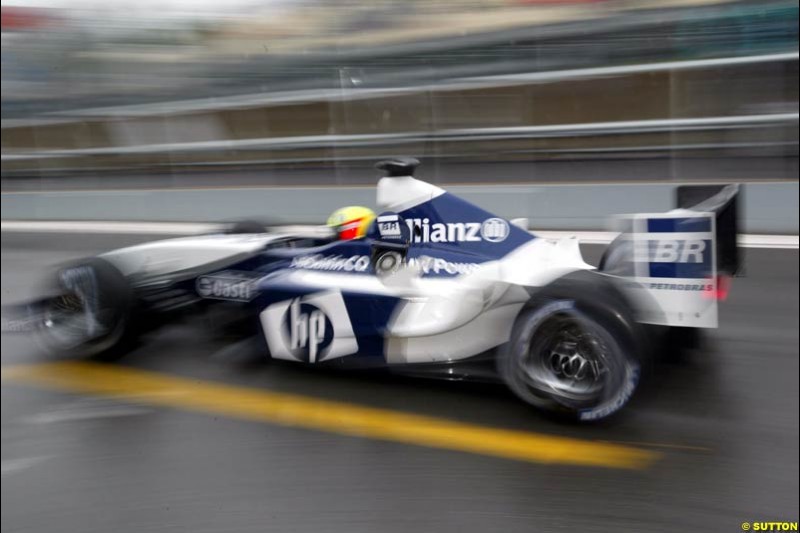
[326, 206, 376, 240]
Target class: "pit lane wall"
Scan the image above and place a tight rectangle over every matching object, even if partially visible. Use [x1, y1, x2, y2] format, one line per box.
[2, 181, 797, 234]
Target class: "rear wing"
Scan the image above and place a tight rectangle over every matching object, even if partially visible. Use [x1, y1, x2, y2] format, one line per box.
[676, 184, 741, 276]
[605, 184, 741, 329]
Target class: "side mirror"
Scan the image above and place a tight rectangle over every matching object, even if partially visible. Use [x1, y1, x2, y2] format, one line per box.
[510, 218, 529, 230]
[368, 212, 411, 276]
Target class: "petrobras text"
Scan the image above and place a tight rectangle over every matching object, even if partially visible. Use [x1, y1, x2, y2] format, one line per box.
[290, 254, 371, 273]
[405, 218, 510, 244]
[648, 282, 713, 291]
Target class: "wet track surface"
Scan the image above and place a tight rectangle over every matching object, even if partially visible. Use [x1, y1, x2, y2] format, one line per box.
[2, 233, 798, 532]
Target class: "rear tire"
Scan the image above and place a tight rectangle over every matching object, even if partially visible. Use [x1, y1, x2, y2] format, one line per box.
[498, 274, 646, 421]
[34, 258, 135, 360]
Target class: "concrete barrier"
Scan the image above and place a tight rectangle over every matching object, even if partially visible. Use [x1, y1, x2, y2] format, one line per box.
[2, 181, 797, 233]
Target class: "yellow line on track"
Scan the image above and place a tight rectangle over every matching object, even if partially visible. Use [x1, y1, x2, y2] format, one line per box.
[2, 361, 659, 470]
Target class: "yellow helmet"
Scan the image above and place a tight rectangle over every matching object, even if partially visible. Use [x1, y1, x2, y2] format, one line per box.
[327, 206, 376, 240]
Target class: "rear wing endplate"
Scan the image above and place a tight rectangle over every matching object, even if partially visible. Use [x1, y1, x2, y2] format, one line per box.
[607, 184, 741, 329]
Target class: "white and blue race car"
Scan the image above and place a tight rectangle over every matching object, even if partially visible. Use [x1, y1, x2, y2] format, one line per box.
[11, 158, 740, 421]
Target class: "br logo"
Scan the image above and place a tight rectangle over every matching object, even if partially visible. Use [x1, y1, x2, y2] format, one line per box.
[638, 239, 708, 263]
[283, 298, 334, 363]
[261, 290, 359, 364]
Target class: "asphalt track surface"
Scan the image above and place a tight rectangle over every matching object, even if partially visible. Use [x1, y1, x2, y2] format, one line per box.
[2, 232, 798, 533]
[3, 157, 799, 191]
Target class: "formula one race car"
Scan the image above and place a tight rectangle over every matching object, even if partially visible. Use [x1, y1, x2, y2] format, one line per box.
[6, 158, 740, 421]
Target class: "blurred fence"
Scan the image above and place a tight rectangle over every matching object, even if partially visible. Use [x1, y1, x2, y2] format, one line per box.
[2, 52, 797, 178]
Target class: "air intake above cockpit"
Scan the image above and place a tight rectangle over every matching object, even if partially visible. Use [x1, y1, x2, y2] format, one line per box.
[375, 157, 420, 177]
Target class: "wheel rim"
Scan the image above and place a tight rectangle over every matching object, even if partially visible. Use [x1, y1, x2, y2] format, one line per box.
[519, 314, 618, 406]
[41, 266, 114, 351]
[42, 293, 96, 350]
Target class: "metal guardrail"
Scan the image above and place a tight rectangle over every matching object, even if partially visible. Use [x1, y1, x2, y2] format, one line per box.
[2, 51, 796, 178]
[9, 51, 795, 121]
[3, 113, 796, 161]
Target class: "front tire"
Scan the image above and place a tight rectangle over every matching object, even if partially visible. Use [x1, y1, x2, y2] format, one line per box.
[498, 276, 645, 421]
[34, 258, 135, 360]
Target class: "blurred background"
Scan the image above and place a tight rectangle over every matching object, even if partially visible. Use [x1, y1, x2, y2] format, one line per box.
[2, 2, 798, 533]
[1, 0, 797, 189]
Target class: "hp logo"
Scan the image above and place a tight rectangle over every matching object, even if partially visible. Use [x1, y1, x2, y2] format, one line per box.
[261, 290, 360, 363]
[284, 298, 333, 363]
